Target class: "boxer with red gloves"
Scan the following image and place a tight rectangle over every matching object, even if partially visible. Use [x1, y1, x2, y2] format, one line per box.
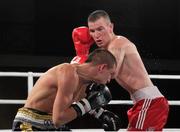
[70, 26, 94, 64]
[71, 27, 121, 131]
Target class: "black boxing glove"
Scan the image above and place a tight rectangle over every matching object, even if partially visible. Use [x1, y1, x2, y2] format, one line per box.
[71, 84, 112, 117]
[86, 83, 109, 97]
[89, 108, 121, 131]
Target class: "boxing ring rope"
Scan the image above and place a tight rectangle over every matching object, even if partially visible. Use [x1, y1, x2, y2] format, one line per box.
[0, 71, 180, 131]
[0, 71, 180, 106]
[0, 71, 180, 105]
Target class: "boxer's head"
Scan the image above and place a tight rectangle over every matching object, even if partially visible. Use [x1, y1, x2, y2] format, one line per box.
[85, 48, 117, 84]
[87, 10, 114, 48]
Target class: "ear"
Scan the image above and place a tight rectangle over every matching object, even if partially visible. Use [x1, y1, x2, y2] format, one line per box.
[109, 23, 114, 33]
[98, 64, 107, 72]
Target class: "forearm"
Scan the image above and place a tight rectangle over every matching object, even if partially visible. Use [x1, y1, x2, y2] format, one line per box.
[53, 107, 77, 128]
[53, 83, 112, 128]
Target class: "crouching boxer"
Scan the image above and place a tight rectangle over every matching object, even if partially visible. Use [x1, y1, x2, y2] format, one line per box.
[70, 26, 121, 131]
[12, 48, 117, 131]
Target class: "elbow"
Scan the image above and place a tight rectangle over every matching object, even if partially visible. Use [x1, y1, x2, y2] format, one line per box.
[52, 107, 76, 128]
[52, 113, 64, 128]
[52, 116, 61, 128]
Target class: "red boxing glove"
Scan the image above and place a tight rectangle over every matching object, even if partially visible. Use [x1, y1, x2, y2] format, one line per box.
[71, 55, 88, 64]
[71, 26, 94, 64]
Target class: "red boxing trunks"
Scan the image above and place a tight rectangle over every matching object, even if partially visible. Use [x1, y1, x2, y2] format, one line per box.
[127, 86, 169, 131]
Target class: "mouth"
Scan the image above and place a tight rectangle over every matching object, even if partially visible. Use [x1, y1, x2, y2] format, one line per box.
[95, 40, 103, 46]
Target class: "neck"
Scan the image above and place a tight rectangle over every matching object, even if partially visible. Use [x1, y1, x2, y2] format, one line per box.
[76, 64, 95, 84]
[111, 33, 117, 42]
[105, 33, 117, 48]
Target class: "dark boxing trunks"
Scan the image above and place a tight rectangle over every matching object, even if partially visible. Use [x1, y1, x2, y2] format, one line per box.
[12, 107, 70, 131]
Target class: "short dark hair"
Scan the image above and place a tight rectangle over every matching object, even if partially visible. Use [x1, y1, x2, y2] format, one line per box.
[86, 48, 117, 69]
[88, 10, 111, 23]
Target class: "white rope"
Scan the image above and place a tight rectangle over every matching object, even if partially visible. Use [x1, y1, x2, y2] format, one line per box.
[0, 72, 43, 77]
[0, 71, 180, 105]
[109, 100, 180, 105]
[0, 128, 180, 131]
[27, 72, 34, 93]
[0, 99, 26, 104]
[0, 99, 180, 105]
[149, 74, 180, 79]
[1, 71, 180, 79]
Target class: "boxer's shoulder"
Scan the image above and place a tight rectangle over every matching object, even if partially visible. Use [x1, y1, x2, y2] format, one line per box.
[109, 36, 132, 48]
[56, 63, 78, 78]
[108, 36, 136, 53]
[57, 63, 75, 70]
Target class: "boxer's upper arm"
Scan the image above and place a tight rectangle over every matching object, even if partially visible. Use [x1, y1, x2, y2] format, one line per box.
[52, 65, 78, 126]
[108, 43, 125, 76]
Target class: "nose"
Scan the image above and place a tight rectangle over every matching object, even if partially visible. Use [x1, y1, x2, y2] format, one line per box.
[94, 30, 100, 38]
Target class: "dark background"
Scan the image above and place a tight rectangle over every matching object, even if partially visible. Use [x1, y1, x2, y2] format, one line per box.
[0, 0, 180, 129]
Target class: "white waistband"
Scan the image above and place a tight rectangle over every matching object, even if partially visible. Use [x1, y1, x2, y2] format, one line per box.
[131, 86, 164, 103]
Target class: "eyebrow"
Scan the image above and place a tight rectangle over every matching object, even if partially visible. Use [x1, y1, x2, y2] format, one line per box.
[90, 26, 104, 31]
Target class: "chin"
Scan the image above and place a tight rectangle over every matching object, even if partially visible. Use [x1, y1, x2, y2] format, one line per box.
[98, 45, 105, 48]
[96, 43, 102, 47]
[96, 42, 103, 47]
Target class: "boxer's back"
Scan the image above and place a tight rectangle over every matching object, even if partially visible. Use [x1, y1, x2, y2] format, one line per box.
[24, 63, 77, 113]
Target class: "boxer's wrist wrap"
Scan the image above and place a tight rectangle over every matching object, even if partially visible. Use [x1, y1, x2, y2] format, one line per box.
[89, 107, 105, 118]
[71, 98, 91, 117]
[72, 84, 112, 117]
